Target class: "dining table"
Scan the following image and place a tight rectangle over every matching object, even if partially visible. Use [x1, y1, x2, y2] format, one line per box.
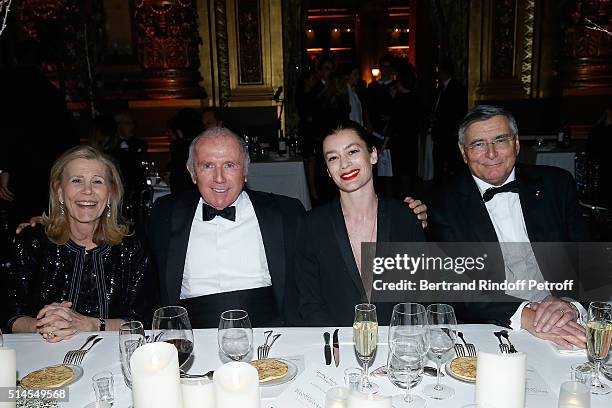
[4, 324, 611, 408]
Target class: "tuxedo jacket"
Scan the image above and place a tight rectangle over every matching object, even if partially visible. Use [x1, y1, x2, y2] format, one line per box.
[427, 163, 589, 326]
[148, 189, 305, 325]
[295, 196, 426, 327]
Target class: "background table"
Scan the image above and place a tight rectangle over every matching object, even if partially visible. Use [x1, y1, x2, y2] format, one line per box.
[247, 159, 312, 210]
[4, 325, 611, 407]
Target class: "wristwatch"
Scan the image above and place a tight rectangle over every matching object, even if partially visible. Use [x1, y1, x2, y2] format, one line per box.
[99, 317, 106, 331]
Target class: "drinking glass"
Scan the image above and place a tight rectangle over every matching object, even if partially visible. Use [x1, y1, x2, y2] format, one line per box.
[119, 321, 145, 388]
[92, 371, 114, 405]
[585, 301, 612, 395]
[0, 329, 3, 347]
[353, 303, 379, 394]
[152, 306, 194, 368]
[558, 381, 590, 408]
[218, 310, 253, 361]
[424, 303, 457, 400]
[387, 303, 429, 407]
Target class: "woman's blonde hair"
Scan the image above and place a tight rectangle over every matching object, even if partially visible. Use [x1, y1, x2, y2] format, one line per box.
[44, 145, 129, 246]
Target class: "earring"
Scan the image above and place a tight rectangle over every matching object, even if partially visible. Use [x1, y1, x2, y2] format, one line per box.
[59, 200, 65, 216]
[107, 202, 111, 219]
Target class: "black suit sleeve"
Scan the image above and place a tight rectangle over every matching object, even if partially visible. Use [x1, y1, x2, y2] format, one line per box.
[294, 216, 337, 326]
[561, 171, 589, 241]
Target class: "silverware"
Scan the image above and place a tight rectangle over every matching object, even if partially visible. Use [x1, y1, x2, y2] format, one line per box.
[494, 331, 510, 353]
[63, 334, 98, 364]
[323, 332, 332, 365]
[72, 337, 103, 365]
[257, 330, 273, 359]
[332, 329, 340, 367]
[180, 370, 214, 379]
[458, 331, 477, 357]
[261, 334, 281, 359]
[454, 343, 466, 357]
[500, 330, 517, 353]
[371, 365, 443, 377]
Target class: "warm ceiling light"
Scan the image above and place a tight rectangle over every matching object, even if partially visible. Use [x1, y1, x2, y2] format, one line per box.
[394, 28, 400, 32]
[346, 28, 351, 32]
[406, 28, 410, 33]
[333, 28, 339, 33]
[307, 29, 313, 33]
[371, 68, 380, 77]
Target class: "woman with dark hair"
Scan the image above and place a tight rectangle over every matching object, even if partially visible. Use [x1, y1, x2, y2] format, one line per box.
[5, 146, 153, 342]
[294, 121, 425, 326]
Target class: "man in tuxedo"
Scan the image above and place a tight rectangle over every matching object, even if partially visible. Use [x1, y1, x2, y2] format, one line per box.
[149, 127, 305, 328]
[430, 60, 467, 183]
[428, 105, 588, 349]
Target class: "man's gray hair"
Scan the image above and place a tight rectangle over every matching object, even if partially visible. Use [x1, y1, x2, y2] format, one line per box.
[187, 127, 250, 176]
[457, 105, 519, 144]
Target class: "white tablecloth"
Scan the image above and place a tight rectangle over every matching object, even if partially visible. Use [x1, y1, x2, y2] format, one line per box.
[535, 151, 576, 177]
[4, 325, 611, 407]
[247, 160, 312, 210]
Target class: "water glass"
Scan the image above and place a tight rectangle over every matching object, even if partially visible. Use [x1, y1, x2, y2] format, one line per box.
[424, 303, 457, 400]
[344, 368, 362, 391]
[92, 371, 114, 405]
[558, 381, 590, 408]
[571, 363, 594, 388]
[218, 310, 253, 361]
[119, 321, 145, 388]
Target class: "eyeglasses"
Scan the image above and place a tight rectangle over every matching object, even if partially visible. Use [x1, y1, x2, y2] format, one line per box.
[465, 135, 516, 153]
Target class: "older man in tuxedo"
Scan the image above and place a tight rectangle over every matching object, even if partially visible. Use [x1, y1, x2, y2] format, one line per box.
[428, 105, 588, 349]
[149, 128, 306, 328]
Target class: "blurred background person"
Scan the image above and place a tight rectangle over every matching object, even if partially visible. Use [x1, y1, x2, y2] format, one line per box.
[5, 146, 153, 342]
[202, 107, 223, 130]
[167, 108, 205, 193]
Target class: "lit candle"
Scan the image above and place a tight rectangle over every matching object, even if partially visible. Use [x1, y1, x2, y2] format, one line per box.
[181, 377, 215, 408]
[213, 362, 260, 408]
[475, 351, 526, 408]
[347, 391, 392, 408]
[0, 347, 16, 408]
[325, 386, 350, 408]
[130, 342, 183, 408]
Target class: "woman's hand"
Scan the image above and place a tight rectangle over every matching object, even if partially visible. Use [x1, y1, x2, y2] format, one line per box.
[36, 301, 98, 343]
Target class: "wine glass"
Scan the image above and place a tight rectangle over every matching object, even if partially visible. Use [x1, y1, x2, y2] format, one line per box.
[387, 303, 429, 408]
[152, 306, 194, 368]
[119, 321, 146, 388]
[424, 303, 457, 400]
[586, 301, 612, 395]
[353, 303, 379, 394]
[218, 310, 253, 361]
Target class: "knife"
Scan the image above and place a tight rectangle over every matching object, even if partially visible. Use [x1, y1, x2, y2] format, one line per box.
[323, 332, 332, 365]
[332, 329, 340, 367]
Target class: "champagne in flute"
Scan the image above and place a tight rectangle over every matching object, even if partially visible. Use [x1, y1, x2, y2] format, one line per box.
[353, 320, 378, 361]
[586, 301, 612, 395]
[353, 303, 379, 394]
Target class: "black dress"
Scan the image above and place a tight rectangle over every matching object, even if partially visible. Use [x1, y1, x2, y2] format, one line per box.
[4, 226, 154, 332]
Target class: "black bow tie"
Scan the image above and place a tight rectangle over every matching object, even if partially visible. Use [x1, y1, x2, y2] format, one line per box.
[482, 180, 520, 202]
[202, 203, 236, 221]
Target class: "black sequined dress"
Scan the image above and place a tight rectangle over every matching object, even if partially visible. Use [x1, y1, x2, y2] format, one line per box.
[4, 225, 153, 332]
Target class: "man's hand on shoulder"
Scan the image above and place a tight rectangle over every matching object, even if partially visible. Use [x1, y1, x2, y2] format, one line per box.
[404, 196, 427, 229]
[15, 215, 44, 234]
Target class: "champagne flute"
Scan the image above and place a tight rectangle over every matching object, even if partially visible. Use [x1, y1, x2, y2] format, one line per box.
[152, 306, 194, 368]
[353, 303, 379, 394]
[586, 301, 612, 395]
[218, 310, 253, 361]
[388, 303, 429, 408]
[119, 321, 146, 388]
[424, 303, 457, 400]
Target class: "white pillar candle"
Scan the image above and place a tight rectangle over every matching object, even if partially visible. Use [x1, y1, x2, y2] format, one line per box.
[475, 351, 526, 408]
[325, 386, 350, 408]
[181, 377, 216, 408]
[130, 342, 183, 408]
[346, 391, 392, 408]
[213, 362, 260, 408]
[0, 347, 16, 408]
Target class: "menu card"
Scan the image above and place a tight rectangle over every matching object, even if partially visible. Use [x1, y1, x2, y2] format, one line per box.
[525, 365, 555, 407]
[272, 365, 343, 408]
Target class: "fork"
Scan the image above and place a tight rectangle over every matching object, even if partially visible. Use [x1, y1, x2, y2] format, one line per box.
[71, 337, 103, 365]
[260, 334, 281, 359]
[500, 330, 517, 353]
[458, 332, 477, 357]
[454, 343, 466, 357]
[494, 331, 510, 353]
[257, 330, 273, 359]
[63, 334, 98, 364]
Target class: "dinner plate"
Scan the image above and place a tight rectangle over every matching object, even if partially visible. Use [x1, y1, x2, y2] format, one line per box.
[19, 364, 84, 389]
[254, 358, 298, 387]
[445, 357, 476, 384]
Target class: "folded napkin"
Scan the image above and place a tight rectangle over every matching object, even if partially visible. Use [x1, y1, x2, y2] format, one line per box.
[548, 341, 587, 356]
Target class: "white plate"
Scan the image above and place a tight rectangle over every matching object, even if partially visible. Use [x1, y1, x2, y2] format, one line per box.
[254, 358, 299, 387]
[20, 364, 84, 389]
[445, 359, 476, 384]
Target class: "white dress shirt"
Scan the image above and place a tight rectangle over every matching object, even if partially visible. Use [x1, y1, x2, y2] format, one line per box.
[180, 191, 272, 299]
